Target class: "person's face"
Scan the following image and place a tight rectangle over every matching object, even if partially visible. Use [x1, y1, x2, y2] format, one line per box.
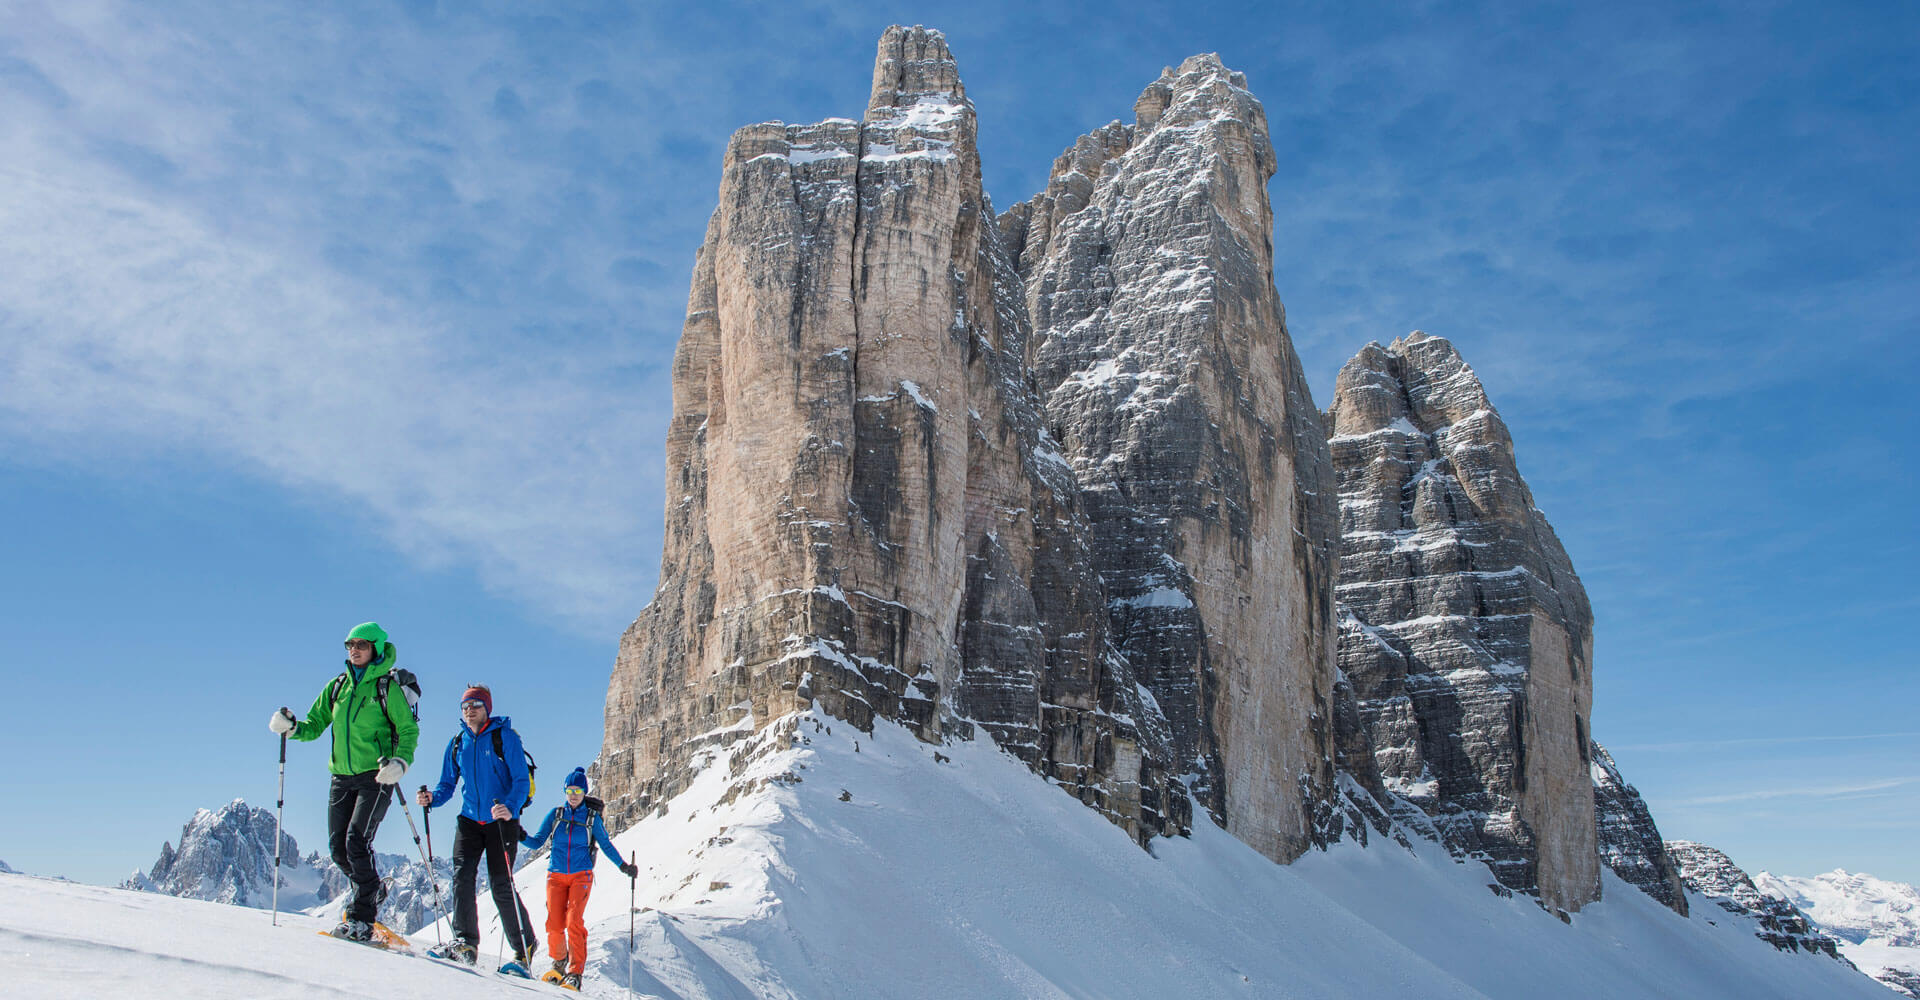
[566, 787, 584, 807]
[345, 638, 375, 666]
[461, 699, 488, 732]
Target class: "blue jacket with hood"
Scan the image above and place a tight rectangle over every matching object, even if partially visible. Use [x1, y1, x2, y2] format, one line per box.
[426, 716, 529, 825]
[521, 800, 627, 874]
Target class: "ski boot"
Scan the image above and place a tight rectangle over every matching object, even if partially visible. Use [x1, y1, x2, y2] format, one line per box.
[499, 947, 535, 978]
[329, 919, 374, 943]
[560, 972, 582, 991]
[429, 939, 478, 965]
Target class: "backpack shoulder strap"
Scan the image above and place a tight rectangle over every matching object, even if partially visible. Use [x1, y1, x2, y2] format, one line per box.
[373, 674, 402, 755]
[327, 672, 349, 710]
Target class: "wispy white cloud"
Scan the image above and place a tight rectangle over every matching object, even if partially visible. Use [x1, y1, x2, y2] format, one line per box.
[1614, 731, 1920, 754]
[1673, 776, 1920, 807]
[0, 162, 672, 627]
[0, 1, 733, 628]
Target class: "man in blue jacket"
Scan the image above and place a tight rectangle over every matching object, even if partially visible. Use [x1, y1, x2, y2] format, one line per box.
[415, 684, 537, 968]
[521, 767, 638, 989]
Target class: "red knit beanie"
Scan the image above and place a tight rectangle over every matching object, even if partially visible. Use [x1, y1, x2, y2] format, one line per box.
[461, 686, 492, 715]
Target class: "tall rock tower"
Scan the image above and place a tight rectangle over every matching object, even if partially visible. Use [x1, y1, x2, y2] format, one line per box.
[600, 29, 1342, 863]
[1326, 331, 1600, 911]
[599, 27, 1189, 843]
[1002, 56, 1340, 862]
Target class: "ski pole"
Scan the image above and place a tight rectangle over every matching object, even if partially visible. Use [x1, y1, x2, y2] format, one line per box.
[395, 787, 448, 948]
[489, 800, 532, 963]
[272, 732, 286, 927]
[629, 867, 637, 998]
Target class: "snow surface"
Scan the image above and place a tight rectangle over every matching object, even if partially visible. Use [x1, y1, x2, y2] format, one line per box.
[0, 713, 1893, 998]
[0, 873, 542, 999]
[426, 712, 1882, 999]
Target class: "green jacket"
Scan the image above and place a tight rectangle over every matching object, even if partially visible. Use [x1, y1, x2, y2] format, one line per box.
[291, 643, 419, 776]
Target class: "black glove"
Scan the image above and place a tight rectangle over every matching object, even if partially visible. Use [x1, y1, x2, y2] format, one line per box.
[620, 862, 638, 878]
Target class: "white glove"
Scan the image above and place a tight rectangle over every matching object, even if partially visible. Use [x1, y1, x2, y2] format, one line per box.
[268, 708, 296, 735]
[376, 757, 407, 785]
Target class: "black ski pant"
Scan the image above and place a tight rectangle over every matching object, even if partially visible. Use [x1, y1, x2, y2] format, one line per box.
[327, 771, 392, 924]
[451, 814, 536, 956]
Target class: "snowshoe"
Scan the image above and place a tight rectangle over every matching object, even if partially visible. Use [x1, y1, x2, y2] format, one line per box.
[560, 972, 582, 991]
[367, 922, 414, 953]
[498, 959, 532, 978]
[540, 960, 567, 984]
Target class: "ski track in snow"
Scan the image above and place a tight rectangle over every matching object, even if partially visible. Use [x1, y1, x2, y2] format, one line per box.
[0, 712, 1897, 998]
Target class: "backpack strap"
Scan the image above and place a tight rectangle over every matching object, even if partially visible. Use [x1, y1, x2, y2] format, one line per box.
[374, 675, 395, 754]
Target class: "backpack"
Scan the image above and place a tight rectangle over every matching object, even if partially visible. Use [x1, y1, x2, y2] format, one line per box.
[455, 726, 537, 812]
[547, 796, 606, 862]
[328, 667, 421, 756]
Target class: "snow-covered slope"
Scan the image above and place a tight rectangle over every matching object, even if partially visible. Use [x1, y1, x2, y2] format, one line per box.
[0, 713, 1891, 998]
[430, 711, 1887, 999]
[0, 871, 541, 999]
[1757, 869, 1920, 997]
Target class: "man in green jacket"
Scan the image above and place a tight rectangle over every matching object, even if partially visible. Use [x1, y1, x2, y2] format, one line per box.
[269, 622, 419, 941]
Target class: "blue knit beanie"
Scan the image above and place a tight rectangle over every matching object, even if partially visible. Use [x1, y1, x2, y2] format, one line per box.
[565, 768, 588, 794]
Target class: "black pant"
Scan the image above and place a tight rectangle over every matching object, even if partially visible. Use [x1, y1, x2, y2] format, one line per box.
[327, 771, 392, 923]
[451, 814, 536, 955]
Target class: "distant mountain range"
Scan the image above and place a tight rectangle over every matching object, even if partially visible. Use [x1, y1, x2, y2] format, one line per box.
[121, 798, 467, 934]
[1756, 869, 1920, 997]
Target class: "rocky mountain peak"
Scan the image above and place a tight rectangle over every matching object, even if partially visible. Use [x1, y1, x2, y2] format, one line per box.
[1328, 331, 1598, 911]
[1755, 868, 1920, 948]
[1133, 53, 1263, 140]
[1669, 840, 1851, 961]
[1000, 44, 1338, 861]
[122, 799, 290, 908]
[868, 25, 966, 111]
[123, 798, 452, 933]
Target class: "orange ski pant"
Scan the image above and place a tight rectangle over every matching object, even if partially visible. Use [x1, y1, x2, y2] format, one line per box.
[545, 871, 595, 974]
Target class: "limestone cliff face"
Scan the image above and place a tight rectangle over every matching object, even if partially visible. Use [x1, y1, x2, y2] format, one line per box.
[600, 30, 1339, 861]
[1592, 741, 1688, 916]
[1003, 56, 1341, 864]
[599, 27, 1187, 843]
[1326, 332, 1599, 911]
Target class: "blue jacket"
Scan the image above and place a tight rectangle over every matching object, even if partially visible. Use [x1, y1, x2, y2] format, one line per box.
[521, 800, 627, 874]
[426, 716, 529, 824]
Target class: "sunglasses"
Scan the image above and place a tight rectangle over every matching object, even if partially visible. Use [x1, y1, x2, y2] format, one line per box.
[344, 639, 374, 651]
[565, 786, 585, 795]
[461, 700, 488, 711]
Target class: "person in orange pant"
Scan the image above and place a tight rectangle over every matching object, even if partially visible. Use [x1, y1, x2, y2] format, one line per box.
[520, 767, 636, 990]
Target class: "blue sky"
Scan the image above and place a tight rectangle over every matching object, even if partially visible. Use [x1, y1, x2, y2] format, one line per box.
[2, 0, 1914, 891]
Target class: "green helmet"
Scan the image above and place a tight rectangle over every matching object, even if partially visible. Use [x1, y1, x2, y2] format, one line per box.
[345, 622, 389, 645]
